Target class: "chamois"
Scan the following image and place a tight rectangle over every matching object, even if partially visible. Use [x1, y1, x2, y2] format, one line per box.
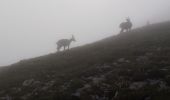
[120, 18, 132, 33]
[57, 35, 76, 51]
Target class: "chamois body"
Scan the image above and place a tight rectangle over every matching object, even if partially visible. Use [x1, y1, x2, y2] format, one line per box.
[57, 35, 75, 51]
[120, 18, 132, 33]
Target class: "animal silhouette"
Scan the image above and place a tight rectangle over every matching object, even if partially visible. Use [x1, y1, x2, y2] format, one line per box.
[57, 35, 76, 51]
[120, 18, 132, 33]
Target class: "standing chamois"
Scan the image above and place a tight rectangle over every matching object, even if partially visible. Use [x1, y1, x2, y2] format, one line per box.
[120, 18, 133, 33]
[57, 35, 76, 52]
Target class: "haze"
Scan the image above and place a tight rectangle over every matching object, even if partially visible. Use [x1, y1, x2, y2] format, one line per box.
[0, 0, 170, 66]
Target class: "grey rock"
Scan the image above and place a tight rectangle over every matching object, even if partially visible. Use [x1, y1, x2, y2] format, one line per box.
[129, 81, 147, 90]
[22, 79, 34, 87]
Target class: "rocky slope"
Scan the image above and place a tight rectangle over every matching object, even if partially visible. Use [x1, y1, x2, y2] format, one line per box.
[0, 22, 170, 100]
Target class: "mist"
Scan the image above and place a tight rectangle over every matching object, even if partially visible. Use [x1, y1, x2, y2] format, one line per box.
[0, 0, 170, 66]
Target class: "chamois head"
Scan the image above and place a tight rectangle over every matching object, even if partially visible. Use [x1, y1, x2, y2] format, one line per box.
[126, 17, 131, 22]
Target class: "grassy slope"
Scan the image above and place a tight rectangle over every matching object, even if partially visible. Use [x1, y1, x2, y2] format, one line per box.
[0, 21, 170, 99]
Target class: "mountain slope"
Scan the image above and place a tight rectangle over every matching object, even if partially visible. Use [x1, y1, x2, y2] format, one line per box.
[0, 22, 170, 100]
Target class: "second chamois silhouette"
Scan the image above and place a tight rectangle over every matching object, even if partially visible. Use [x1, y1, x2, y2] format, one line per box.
[56, 35, 76, 52]
[119, 18, 132, 33]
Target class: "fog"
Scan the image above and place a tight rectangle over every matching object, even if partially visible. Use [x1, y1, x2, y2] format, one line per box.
[0, 0, 170, 66]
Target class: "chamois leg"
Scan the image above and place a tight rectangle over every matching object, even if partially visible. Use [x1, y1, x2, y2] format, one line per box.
[57, 46, 60, 52]
[126, 29, 128, 32]
[64, 46, 66, 50]
[120, 28, 124, 33]
[68, 45, 70, 50]
[129, 27, 131, 31]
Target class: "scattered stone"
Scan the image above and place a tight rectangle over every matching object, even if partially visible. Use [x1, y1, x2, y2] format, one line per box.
[159, 81, 168, 90]
[20, 93, 32, 100]
[102, 64, 111, 68]
[156, 47, 162, 51]
[72, 92, 80, 98]
[22, 79, 35, 87]
[129, 81, 147, 90]
[41, 80, 55, 91]
[147, 79, 160, 85]
[0, 95, 12, 100]
[118, 58, 126, 63]
[114, 91, 119, 98]
[160, 68, 168, 71]
[166, 75, 170, 78]
[32, 80, 41, 86]
[144, 96, 151, 100]
[125, 60, 130, 63]
[61, 80, 72, 91]
[145, 52, 153, 56]
[83, 84, 91, 89]
[0, 90, 5, 94]
[92, 76, 105, 85]
[112, 62, 119, 66]
[136, 56, 149, 63]
[11, 87, 22, 93]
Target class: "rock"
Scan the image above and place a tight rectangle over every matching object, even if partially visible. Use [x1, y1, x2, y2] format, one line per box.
[91, 95, 105, 100]
[11, 87, 22, 93]
[0, 90, 5, 94]
[145, 52, 153, 56]
[159, 81, 168, 90]
[102, 64, 111, 68]
[71, 94, 81, 100]
[114, 91, 119, 98]
[156, 47, 162, 51]
[20, 93, 32, 100]
[147, 79, 160, 85]
[75, 84, 91, 93]
[83, 84, 91, 89]
[136, 56, 149, 63]
[125, 60, 130, 63]
[22, 79, 34, 87]
[147, 79, 168, 90]
[129, 81, 147, 90]
[118, 58, 126, 63]
[112, 62, 119, 66]
[0, 95, 12, 100]
[71, 83, 91, 99]
[117, 58, 130, 63]
[32, 80, 41, 86]
[41, 80, 55, 91]
[92, 76, 105, 85]
[61, 80, 72, 91]
[72, 92, 80, 98]
[160, 68, 168, 71]
[144, 96, 151, 100]
[166, 75, 170, 78]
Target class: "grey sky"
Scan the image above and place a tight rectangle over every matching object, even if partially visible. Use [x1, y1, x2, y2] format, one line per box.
[0, 0, 170, 66]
